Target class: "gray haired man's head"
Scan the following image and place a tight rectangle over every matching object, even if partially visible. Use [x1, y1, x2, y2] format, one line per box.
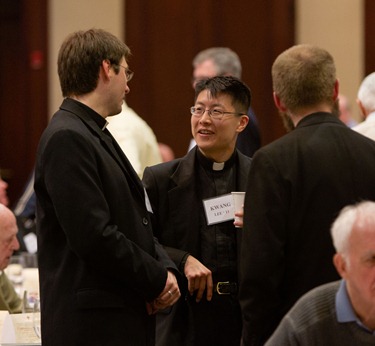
[192, 48, 242, 88]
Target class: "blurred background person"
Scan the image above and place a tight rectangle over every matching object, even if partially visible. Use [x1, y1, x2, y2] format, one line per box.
[338, 93, 358, 128]
[13, 170, 37, 254]
[158, 142, 175, 162]
[353, 72, 375, 141]
[0, 203, 22, 313]
[0, 178, 9, 207]
[189, 47, 261, 157]
[107, 101, 162, 178]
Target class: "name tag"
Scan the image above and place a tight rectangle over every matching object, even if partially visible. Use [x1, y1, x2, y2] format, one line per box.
[203, 194, 234, 225]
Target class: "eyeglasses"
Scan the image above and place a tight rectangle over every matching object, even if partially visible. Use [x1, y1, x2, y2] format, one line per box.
[190, 106, 246, 120]
[116, 64, 134, 82]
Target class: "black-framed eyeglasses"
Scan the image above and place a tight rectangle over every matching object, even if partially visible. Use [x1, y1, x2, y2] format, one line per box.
[190, 106, 246, 120]
[117, 65, 134, 82]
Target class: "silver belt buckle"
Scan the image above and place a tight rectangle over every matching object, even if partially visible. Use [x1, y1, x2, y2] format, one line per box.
[216, 281, 230, 295]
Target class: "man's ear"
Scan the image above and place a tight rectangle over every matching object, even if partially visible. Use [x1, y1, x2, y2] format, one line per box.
[236, 115, 249, 133]
[333, 253, 347, 279]
[356, 99, 367, 119]
[333, 79, 339, 101]
[273, 92, 287, 112]
[100, 59, 112, 80]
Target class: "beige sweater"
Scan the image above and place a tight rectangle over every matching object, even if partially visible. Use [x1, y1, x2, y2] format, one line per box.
[0, 271, 22, 313]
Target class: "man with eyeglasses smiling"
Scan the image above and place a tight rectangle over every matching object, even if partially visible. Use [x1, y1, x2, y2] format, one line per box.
[143, 76, 251, 345]
[189, 47, 261, 158]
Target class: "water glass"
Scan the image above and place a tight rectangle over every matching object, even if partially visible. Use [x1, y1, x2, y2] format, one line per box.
[33, 298, 41, 339]
[5, 255, 25, 295]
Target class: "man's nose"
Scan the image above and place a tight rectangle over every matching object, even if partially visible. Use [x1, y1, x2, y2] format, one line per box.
[12, 237, 20, 251]
[199, 109, 212, 122]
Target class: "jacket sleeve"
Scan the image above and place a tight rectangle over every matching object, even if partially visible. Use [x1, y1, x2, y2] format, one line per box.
[143, 166, 190, 272]
[240, 150, 289, 345]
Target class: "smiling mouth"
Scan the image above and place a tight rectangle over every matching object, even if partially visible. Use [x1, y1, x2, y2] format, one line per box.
[198, 129, 214, 135]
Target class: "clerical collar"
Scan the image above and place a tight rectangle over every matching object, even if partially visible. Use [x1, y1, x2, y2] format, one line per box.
[196, 149, 237, 171]
[69, 98, 108, 131]
[101, 121, 109, 131]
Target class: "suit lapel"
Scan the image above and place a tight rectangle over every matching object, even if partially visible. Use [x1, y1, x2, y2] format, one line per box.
[168, 149, 201, 256]
[102, 128, 145, 197]
[60, 99, 145, 202]
[235, 151, 252, 279]
[237, 151, 251, 191]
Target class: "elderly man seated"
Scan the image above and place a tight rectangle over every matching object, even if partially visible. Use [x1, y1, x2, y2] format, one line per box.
[266, 200, 375, 346]
[0, 203, 22, 313]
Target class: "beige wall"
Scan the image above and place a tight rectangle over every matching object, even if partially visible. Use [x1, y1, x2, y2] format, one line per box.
[48, 1, 364, 121]
[296, 0, 364, 121]
[48, 0, 124, 115]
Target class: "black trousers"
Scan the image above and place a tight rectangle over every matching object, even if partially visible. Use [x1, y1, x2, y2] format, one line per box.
[188, 293, 242, 346]
[156, 293, 242, 346]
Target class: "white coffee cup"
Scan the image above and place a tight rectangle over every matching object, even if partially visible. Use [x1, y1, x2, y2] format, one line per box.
[231, 192, 246, 228]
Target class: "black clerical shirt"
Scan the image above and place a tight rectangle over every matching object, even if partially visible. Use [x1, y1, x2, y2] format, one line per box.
[196, 150, 238, 282]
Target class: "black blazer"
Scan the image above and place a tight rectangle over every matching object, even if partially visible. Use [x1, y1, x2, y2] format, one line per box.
[35, 98, 174, 346]
[143, 147, 251, 345]
[143, 146, 251, 281]
[240, 112, 375, 345]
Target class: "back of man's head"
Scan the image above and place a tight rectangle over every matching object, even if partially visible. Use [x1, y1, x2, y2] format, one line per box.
[272, 44, 336, 113]
[58, 28, 131, 98]
[193, 47, 242, 79]
[357, 72, 375, 114]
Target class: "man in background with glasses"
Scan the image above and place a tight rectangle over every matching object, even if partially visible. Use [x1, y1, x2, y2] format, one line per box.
[34, 29, 180, 346]
[143, 76, 251, 345]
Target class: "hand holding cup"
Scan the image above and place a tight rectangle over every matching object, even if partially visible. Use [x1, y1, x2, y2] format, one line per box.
[231, 192, 245, 228]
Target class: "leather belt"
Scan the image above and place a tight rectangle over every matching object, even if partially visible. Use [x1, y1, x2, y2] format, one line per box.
[215, 281, 238, 295]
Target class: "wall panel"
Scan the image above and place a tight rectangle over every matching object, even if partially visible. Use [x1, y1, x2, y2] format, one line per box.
[125, 0, 295, 157]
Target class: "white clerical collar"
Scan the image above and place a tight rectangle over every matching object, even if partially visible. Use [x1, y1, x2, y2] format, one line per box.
[196, 148, 236, 172]
[212, 162, 225, 171]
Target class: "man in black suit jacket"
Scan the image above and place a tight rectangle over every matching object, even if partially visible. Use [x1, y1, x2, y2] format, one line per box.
[34, 29, 180, 346]
[143, 76, 251, 345]
[239, 44, 375, 345]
